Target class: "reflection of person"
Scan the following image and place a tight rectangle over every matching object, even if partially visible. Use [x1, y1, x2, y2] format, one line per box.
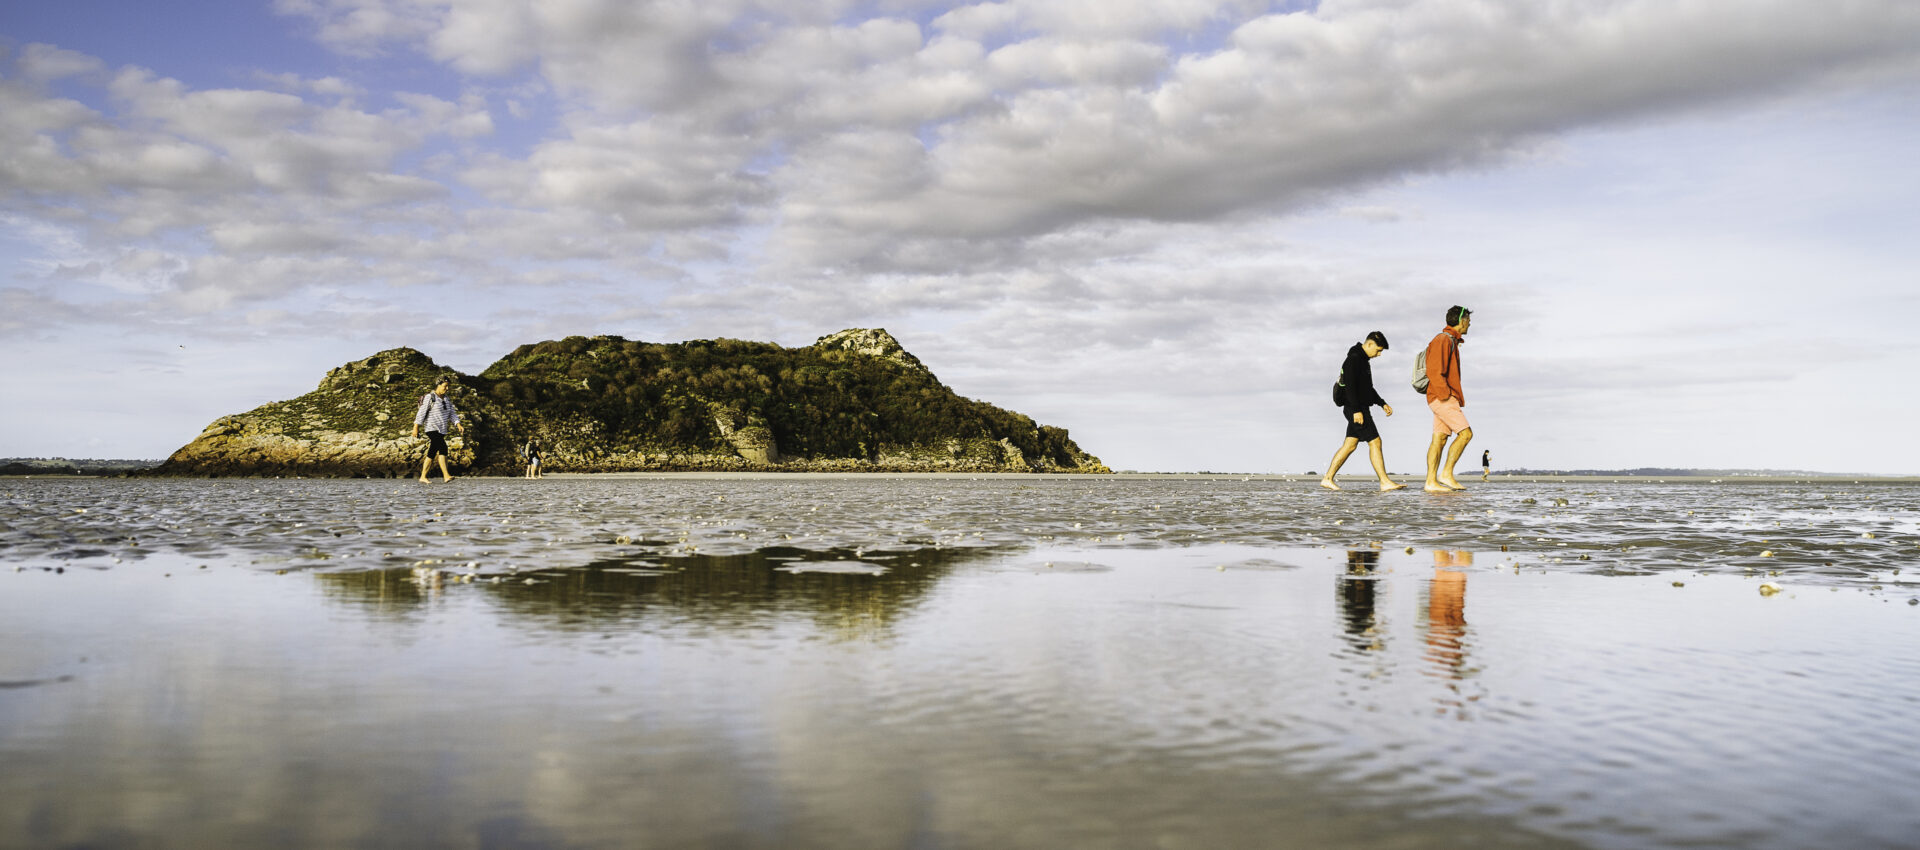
[1322, 331, 1405, 492]
[1425, 550, 1471, 677]
[1424, 306, 1474, 493]
[523, 438, 542, 479]
[1481, 449, 1490, 482]
[412, 377, 463, 483]
[1338, 550, 1383, 652]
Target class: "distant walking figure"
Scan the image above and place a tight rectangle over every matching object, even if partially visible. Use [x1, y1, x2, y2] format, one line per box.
[1322, 331, 1405, 491]
[1481, 449, 1491, 482]
[523, 438, 542, 479]
[412, 377, 463, 483]
[1423, 306, 1473, 493]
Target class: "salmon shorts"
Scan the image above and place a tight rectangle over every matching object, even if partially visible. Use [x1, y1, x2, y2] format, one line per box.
[1429, 397, 1470, 436]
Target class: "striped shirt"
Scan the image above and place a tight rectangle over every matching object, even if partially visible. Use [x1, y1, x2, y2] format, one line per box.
[414, 392, 460, 433]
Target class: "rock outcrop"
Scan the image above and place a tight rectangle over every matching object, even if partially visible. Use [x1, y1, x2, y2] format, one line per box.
[154, 348, 491, 478]
[152, 329, 1108, 477]
[812, 328, 926, 373]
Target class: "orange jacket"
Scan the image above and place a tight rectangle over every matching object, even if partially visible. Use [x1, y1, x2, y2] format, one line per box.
[1424, 327, 1464, 406]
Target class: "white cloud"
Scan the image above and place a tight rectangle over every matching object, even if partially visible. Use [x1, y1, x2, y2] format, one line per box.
[932, 3, 1015, 40]
[273, 0, 440, 57]
[463, 114, 773, 229]
[1007, 0, 1269, 40]
[428, 0, 539, 74]
[826, 0, 1920, 251]
[17, 43, 107, 82]
[984, 37, 1167, 89]
[208, 221, 350, 255]
[253, 0, 1920, 272]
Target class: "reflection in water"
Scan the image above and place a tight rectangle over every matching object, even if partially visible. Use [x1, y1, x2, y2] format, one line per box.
[1337, 548, 1481, 710]
[312, 545, 993, 642]
[311, 568, 437, 619]
[1425, 550, 1478, 718]
[1425, 550, 1471, 677]
[1338, 550, 1384, 653]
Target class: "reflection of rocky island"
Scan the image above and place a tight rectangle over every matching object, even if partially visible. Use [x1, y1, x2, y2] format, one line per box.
[153, 328, 1108, 477]
[314, 545, 987, 642]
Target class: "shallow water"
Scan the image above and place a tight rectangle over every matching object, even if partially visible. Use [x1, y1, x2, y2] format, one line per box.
[3, 476, 1919, 849]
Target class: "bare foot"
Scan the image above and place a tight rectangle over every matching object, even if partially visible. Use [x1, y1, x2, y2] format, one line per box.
[1424, 482, 1454, 493]
[1320, 478, 1341, 491]
[417, 477, 430, 483]
[1440, 478, 1466, 491]
[440, 476, 457, 483]
[1380, 481, 1406, 491]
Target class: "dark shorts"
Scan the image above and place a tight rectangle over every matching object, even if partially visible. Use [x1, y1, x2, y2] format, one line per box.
[425, 431, 449, 458]
[1343, 410, 1380, 443]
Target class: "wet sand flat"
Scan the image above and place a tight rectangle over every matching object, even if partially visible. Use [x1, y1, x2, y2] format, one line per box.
[3, 477, 1918, 849]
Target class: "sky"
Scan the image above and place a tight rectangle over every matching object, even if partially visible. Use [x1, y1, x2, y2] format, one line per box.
[4, 0, 1919, 474]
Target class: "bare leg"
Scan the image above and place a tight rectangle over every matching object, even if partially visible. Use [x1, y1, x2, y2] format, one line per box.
[418, 456, 431, 483]
[1424, 434, 1451, 492]
[1368, 439, 1404, 490]
[1322, 438, 1359, 490]
[437, 455, 455, 482]
[1440, 427, 1473, 489]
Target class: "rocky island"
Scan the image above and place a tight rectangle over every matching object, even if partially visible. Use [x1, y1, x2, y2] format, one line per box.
[153, 329, 1108, 477]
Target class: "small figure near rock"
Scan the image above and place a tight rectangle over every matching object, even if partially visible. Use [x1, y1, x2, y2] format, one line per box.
[412, 376, 463, 483]
[523, 438, 542, 479]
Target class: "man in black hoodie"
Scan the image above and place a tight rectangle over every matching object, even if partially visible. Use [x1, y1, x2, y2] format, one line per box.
[1321, 331, 1405, 491]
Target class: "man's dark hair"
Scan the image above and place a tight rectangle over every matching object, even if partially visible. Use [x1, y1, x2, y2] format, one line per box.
[1446, 305, 1472, 326]
[1365, 331, 1389, 350]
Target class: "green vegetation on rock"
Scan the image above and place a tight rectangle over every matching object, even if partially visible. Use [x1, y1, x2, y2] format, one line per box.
[152, 329, 1108, 477]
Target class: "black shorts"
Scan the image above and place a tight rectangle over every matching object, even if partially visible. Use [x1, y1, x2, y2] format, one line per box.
[426, 431, 449, 458]
[1343, 410, 1380, 443]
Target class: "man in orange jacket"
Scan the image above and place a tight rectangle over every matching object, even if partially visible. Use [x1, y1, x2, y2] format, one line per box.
[1424, 306, 1473, 493]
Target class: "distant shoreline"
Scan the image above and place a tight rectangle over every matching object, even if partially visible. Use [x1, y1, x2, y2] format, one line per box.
[540, 472, 1920, 484]
[10, 471, 1919, 484]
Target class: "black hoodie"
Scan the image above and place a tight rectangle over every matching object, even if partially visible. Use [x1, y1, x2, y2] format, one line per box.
[1340, 343, 1387, 416]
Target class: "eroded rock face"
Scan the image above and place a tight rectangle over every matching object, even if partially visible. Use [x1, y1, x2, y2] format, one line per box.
[154, 349, 488, 478]
[712, 407, 781, 465]
[812, 328, 926, 373]
[320, 350, 436, 392]
[160, 415, 475, 477]
[152, 331, 1110, 477]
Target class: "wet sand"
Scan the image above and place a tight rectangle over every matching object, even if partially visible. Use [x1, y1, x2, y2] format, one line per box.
[3, 477, 1918, 848]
